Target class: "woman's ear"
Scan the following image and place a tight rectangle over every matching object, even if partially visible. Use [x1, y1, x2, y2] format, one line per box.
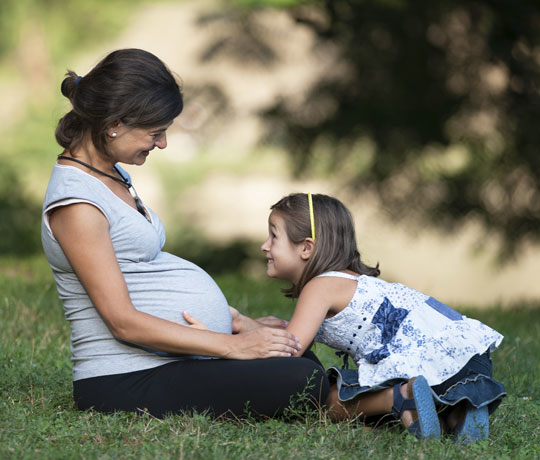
[300, 238, 315, 261]
[107, 121, 124, 138]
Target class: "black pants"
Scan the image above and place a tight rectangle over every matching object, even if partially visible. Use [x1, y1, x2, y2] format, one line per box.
[73, 352, 330, 419]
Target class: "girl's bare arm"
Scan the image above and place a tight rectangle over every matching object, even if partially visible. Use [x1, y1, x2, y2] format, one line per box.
[284, 278, 334, 356]
[285, 276, 357, 356]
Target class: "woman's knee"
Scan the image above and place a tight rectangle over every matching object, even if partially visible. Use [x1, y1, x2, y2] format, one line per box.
[291, 357, 330, 401]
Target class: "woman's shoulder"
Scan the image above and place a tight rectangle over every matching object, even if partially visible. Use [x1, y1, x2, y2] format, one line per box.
[45, 164, 112, 204]
[47, 163, 97, 190]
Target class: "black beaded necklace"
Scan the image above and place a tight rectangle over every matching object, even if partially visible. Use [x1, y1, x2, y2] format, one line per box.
[57, 155, 150, 222]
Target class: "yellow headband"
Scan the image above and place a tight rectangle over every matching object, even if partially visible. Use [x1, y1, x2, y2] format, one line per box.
[308, 193, 316, 241]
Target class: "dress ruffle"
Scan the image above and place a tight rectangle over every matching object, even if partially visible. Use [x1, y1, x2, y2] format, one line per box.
[328, 353, 506, 413]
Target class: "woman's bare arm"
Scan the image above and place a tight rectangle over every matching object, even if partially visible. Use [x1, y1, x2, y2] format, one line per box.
[49, 203, 301, 359]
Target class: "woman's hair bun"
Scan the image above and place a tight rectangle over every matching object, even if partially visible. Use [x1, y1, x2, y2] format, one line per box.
[60, 70, 79, 100]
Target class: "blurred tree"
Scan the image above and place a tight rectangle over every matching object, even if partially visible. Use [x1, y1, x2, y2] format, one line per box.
[214, 0, 540, 257]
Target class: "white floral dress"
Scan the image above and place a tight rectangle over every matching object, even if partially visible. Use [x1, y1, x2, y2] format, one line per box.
[314, 272, 504, 388]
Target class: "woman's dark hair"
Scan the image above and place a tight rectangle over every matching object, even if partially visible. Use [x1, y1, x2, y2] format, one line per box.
[55, 48, 183, 156]
[271, 193, 380, 298]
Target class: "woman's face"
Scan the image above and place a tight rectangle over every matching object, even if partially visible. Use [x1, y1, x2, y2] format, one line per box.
[107, 122, 172, 165]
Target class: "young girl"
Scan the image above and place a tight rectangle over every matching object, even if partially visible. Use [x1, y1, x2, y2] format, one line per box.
[261, 193, 506, 441]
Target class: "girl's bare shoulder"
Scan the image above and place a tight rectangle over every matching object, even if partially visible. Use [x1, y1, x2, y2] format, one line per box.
[303, 272, 358, 315]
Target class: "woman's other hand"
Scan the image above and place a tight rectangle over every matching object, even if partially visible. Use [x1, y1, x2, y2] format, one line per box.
[223, 327, 301, 359]
[183, 311, 209, 331]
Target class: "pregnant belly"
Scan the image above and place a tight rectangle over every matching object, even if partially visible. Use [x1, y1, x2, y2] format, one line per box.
[121, 253, 233, 334]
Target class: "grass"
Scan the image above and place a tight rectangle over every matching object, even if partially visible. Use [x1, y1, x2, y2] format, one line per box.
[1, 256, 539, 459]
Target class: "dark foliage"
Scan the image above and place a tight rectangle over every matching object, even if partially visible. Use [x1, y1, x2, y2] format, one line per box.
[202, 0, 540, 257]
[0, 161, 42, 255]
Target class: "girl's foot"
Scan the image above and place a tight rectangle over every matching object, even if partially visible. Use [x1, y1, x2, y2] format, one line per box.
[454, 404, 490, 444]
[442, 401, 489, 443]
[391, 376, 441, 439]
[444, 401, 467, 432]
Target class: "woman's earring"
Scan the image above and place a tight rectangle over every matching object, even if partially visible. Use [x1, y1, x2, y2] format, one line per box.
[111, 132, 117, 138]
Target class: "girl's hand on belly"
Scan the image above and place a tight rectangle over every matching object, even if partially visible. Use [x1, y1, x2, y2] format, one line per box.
[255, 315, 288, 329]
[182, 311, 209, 331]
[229, 306, 243, 333]
[229, 306, 288, 333]
[230, 306, 261, 333]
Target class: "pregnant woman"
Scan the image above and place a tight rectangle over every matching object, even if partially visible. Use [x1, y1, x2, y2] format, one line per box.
[42, 48, 329, 418]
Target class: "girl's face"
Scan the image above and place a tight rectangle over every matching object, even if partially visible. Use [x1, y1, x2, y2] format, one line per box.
[261, 211, 306, 284]
[107, 122, 172, 165]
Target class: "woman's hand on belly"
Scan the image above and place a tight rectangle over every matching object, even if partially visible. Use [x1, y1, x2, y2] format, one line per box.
[182, 311, 209, 331]
[222, 327, 302, 359]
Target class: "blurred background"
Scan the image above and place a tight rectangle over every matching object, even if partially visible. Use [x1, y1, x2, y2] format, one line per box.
[1, 0, 539, 307]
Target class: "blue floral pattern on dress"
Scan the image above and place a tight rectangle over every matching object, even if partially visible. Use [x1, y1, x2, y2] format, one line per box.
[364, 345, 391, 364]
[363, 297, 408, 364]
[373, 297, 409, 344]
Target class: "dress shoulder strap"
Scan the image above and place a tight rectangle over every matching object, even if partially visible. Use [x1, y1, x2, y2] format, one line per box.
[316, 271, 360, 281]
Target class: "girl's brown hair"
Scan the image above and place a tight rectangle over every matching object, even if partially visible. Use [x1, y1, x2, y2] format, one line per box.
[270, 193, 380, 298]
[55, 48, 183, 157]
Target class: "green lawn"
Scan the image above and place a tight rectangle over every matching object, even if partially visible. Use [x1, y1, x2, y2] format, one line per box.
[1, 256, 539, 459]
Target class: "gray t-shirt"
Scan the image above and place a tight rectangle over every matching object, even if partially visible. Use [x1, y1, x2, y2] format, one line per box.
[41, 164, 232, 381]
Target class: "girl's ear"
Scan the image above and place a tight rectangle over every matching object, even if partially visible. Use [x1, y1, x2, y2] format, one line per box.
[300, 238, 315, 261]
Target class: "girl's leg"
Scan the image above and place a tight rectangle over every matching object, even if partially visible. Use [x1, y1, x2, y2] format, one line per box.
[74, 354, 329, 419]
[326, 382, 411, 425]
[442, 402, 467, 432]
[326, 377, 441, 438]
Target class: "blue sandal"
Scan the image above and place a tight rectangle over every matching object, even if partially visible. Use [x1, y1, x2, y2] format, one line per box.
[391, 376, 441, 439]
[455, 405, 489, 444]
